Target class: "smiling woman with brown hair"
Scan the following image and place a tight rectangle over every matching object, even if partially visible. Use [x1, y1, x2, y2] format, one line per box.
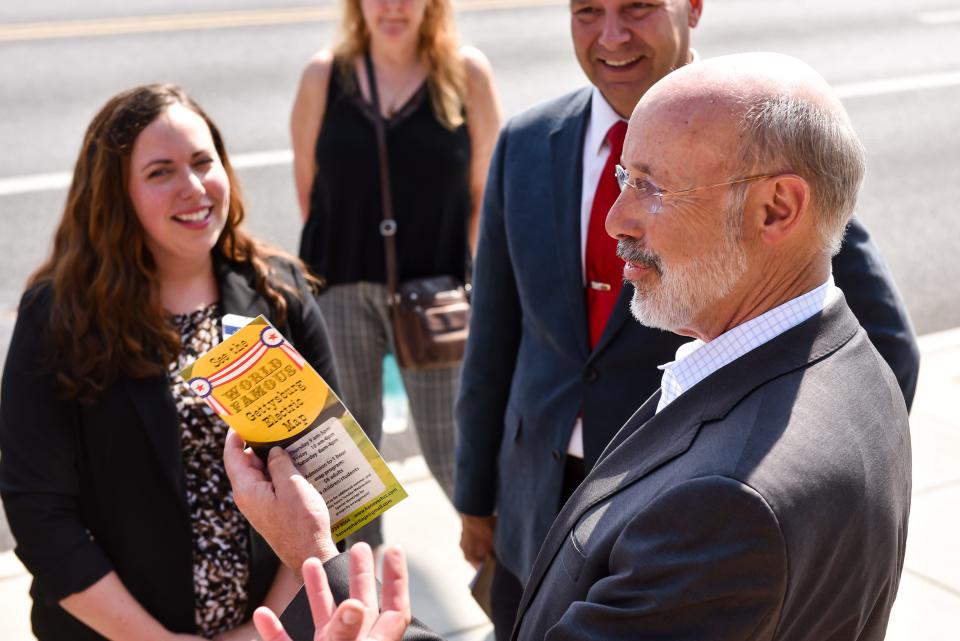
[0, 83, 339, 641]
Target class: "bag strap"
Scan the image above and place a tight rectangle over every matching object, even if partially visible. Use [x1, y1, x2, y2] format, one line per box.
[365, 52, 400, 305]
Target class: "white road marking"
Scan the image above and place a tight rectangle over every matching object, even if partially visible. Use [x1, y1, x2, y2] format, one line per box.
[230, 149, 293, 169]
[2, 70, 959, 197]
[917, 10, 960, 25]
[0, 172, 70, 196]
[833, 70, 960, 99]
[0, 149, 293, 197]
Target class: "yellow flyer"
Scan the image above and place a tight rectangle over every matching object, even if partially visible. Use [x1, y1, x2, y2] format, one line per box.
[179, 315, 406, 541]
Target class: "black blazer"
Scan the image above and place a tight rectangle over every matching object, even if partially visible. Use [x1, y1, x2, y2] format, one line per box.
[0, 254, 339, 640]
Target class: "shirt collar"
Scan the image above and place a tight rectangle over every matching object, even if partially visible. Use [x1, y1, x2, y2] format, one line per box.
[586, 86, 625, 158]
[656, 276, 841, 413]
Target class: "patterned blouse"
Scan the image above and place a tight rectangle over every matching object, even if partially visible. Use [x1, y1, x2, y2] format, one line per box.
[167, 303, 250, 637]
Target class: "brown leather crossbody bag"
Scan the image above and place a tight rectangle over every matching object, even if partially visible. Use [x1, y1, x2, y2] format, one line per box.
[365, 53, 469, 370]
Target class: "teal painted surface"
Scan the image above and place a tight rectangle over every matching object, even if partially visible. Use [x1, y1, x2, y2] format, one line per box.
[382, 355, 409, 434]
[383, 354, 406, 399]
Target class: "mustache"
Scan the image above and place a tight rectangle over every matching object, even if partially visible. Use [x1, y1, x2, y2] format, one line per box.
[616, 238, 662, 271]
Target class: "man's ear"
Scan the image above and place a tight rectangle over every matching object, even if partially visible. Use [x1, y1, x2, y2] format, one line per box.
[755, 174, 811, 245]
[688, 0, 703, 27]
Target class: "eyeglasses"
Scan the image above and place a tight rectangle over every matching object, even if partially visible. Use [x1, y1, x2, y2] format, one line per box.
[614, 164, 774, 215]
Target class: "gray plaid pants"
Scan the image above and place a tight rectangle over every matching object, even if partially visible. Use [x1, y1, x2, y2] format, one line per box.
[317, 282, 459, 547]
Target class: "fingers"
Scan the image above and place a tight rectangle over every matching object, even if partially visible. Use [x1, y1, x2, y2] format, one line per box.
[459, 530, 487, 567]
[250, 446, 336, 568]
[459, 515, 495, 567]
[246, 445, 266, 472]
[252, 606, 293, 641]
[325, 599, 366, 641]
[328, 549, 411, 641]
[223, 429, 265, 487]
[380, 546, 411, 626]
[367, 611, 410, 641]
[267, 446, 299, 482]
[461, 546, 483, 569]
[267, 447, 315, 502]
[302, 557, 336, 627]
[348, 543, 378, 610]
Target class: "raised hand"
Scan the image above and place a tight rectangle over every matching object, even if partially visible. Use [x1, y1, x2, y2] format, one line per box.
[253, 544, 411, 641]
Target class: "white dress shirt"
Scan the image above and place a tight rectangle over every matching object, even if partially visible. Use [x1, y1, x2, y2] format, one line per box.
[567, 52, 699, 457]
[657, 278, 842, 413]
[568, 88, 624, 458]
[579, 87, 625, 286]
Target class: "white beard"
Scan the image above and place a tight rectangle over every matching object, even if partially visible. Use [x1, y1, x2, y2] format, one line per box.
[629, 236, 747, 331]
[628, 195, 749, 332]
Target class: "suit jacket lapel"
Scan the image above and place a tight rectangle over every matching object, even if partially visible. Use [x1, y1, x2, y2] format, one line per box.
[546, 89, 633, 362]
[589, 284, 632, 359]
[598, 387, 660, 462]
[215, 254, 273, 321]
[124, 374, 189, 514]
[126, 255, 274, 516]
[514, 297, 862, 635]
[548, 88, 592, 359]
[514, 391, 703, 633]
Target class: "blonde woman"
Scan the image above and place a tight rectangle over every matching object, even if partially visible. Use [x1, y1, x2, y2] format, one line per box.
[291, 0, 501, 548]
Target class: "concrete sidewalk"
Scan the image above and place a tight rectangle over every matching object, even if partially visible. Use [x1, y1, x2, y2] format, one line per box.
[1, 329, 958, 640]
[883, 328, 960, 641]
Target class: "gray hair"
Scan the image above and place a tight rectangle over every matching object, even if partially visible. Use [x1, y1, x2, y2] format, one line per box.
[736, 94, 866, 255]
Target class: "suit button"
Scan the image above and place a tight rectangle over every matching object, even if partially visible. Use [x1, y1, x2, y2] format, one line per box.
[551, 449, 562, 460]
[583, 367, 599, 383]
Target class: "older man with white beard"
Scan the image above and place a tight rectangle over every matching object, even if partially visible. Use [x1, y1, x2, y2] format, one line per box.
[455, 5, 918, 637]
[614, 180, 749, 330]
[229, 52, 911, 641]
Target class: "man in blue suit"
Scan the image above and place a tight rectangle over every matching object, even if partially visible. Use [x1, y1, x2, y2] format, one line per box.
[454, 1, 919, 638]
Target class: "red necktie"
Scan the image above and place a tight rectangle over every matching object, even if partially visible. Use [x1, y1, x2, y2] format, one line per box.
[585, 120, 628, 349]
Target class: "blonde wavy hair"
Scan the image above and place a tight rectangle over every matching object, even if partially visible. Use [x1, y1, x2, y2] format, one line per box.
[334, 0, 466, 129]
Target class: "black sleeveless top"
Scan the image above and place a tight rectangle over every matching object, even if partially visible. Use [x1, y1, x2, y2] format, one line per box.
[299, 59, 472, 286]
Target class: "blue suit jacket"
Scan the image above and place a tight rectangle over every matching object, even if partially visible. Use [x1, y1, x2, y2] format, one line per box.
[454, 87, 919, 583]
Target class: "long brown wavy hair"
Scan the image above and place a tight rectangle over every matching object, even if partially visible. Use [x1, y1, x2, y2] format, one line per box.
[334, 0, 466, 129]
[29, 84, 305, 402]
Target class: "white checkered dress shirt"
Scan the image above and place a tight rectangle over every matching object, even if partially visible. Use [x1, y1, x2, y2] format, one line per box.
[656, 278, 841, 413]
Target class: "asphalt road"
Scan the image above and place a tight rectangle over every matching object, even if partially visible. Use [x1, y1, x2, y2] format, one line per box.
[0, 0, 958, 547]
[2, 0, 960, 339]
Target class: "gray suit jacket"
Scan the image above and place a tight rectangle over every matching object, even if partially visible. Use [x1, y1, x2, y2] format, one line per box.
[285, 296, 910, 641]
[455, 86, 919, 584]
[512, 296, 911, 641]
